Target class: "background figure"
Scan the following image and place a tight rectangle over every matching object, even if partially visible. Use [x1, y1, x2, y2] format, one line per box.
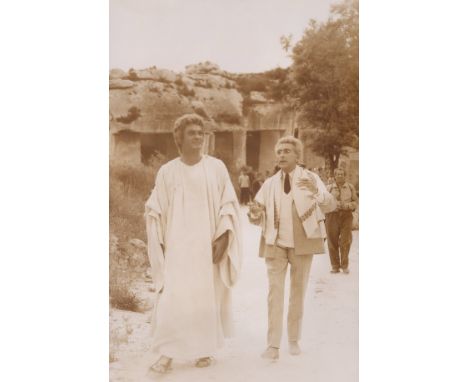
[251, 172, 264, 197]
[145, 114, 242, 374]
[238, 170, 251, 205]
[325, 168, 358, 274]
[248, 136, 336, 360]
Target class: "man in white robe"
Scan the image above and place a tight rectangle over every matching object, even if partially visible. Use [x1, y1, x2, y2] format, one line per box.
[145, 114, 242, 373]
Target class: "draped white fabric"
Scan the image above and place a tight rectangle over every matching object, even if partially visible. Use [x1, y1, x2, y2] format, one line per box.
[145, 155, 242, 359]
[254, 166, 336, 245]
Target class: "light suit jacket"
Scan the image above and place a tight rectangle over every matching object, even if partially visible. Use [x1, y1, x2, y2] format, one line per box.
[250, 168, 336, 257]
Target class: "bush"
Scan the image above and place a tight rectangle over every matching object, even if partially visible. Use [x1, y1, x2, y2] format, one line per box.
[109, 234, 143, 312]
[109, 160, 164, 312]
[263, 67, 289, 81]
[174, 76, 183, 86]
[215, 112, 241, 125]
[235, 75, 268, 95]
[110, 160, 161, 242]
[109, 278, 142, 312]
[116, 106, 141, 124]
[242, 96, 256, 114]
[178, 83, 195, 97]
[127, 68, 138, 81]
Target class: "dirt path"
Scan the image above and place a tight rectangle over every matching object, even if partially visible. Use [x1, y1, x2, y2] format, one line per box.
[110, 208, 358, 382]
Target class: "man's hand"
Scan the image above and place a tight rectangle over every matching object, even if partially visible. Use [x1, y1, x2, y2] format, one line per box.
[212, 231, 229, 264]
[247, 201, 264, 224]
[296, 175, 318, 194]
[337, 201, 349, 210]
[248, 201, 263, 216]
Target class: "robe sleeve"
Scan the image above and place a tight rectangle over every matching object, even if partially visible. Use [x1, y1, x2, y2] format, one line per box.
[214, 163, 242, 288]
[144, 167, 167, 294]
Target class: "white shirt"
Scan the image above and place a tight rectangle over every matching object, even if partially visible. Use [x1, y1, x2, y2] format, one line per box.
[239, 174, 250, 188]
[277, 169, 295, 248]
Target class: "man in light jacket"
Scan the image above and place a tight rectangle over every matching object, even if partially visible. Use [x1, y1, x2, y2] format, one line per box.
[248, 136, 336, 360]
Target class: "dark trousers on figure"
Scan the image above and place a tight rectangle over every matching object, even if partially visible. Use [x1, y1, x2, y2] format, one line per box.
[325, 211, 353, 270]
[240, 187, 250, 204]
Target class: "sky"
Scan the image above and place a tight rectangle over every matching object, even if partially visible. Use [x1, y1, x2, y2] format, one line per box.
[110, 0, 336, 73]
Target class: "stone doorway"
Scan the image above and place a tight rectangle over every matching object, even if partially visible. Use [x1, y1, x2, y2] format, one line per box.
[246, 131, 261, 171]
[214, 131, 234, 171]
[140, 133, 178, 164]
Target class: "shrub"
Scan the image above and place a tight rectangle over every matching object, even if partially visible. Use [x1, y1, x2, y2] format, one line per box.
[193, 78, 213, 89]
[116, 106, 141, 124]
[235, 75, 268, 95]
[215, 112, 241, 125]
[174, 76, 184, 86]
[109, 160, 161, 242]
[263, 67, 289, 81]
[242, 96, 256, 114]
[109, 278, 141, 312]
[178, 83, 195, 97]
[109, 234, 143, 312]
[127, 68, 138, 81]
[109, 159, 165, 313]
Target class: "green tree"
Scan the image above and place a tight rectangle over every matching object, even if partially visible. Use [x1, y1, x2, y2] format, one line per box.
[290, 0, 358, 171]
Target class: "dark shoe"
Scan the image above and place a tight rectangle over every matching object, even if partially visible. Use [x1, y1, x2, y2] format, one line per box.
[330, 268, 340, 274]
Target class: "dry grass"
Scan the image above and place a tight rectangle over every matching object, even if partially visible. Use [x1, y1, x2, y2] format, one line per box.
[109, 159, 161, 242]
[109, 158, 164, 311]
[109, 235, 143, 312]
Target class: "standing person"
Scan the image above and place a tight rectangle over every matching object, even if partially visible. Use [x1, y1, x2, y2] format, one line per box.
[238, 169, 250, 205]
[248, 136, 336, 360]
[325, 168, 358, 274]
[251, 172, 264, 197]
[145, 114, 242, 374]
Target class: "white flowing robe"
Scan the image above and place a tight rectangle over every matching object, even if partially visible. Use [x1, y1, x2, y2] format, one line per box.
[145, 155, 242, 359]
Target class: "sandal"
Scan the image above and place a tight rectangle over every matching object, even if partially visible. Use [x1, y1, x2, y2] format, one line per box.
[150, 356, 173, 374]
[195, 357, 212, 368]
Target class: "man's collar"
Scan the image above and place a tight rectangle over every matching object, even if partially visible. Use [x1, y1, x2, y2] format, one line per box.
[281, 166, 297, 177]
[332, 181, 347, 188]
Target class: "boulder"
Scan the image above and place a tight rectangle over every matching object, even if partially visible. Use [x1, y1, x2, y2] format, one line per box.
[110, 79, 135, 89]
[191, 100, 210, 119]
[109, 68, 127, 80]
[185, 61, 223, 75]
[135, 68, 177, 83]
[148, 82, 164, 93]
[189, 73, 227, 89]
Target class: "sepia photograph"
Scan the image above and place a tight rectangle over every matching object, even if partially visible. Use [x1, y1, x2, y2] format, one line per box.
[109, 0, 358, 380]
[4, 1, 468, 381]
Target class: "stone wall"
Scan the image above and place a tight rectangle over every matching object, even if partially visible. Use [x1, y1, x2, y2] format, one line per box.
[111, 131, 141, 164]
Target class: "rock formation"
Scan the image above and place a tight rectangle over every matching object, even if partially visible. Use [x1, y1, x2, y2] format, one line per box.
[110, 62, 299, 174]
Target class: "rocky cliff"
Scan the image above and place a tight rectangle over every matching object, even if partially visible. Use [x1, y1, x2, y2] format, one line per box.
[109, 62, 295, 135]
